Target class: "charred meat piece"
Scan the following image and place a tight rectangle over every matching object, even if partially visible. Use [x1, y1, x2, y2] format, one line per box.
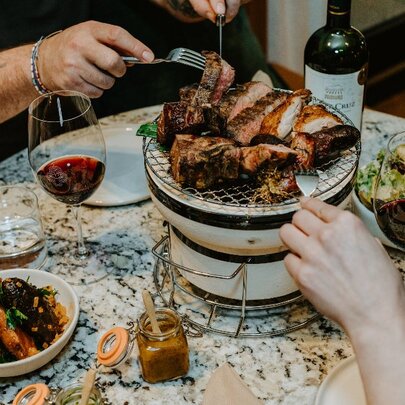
[260, 89, 312, 139]
[293, 104, 343, 133]
[219, 81, 272, 121]
[250, 134, 288, 146]
[0, 305, 38, 360]
[157, 102, 226, 147]
[192, 51, 234, 106]
[253, 167, 299, 204]
[170, 135, 241, 189]
[1, 278, 64, 345]
[179, 83, 198, 103]
[290, 132, 316, 169]
[202, 106, 227, 136]
[157, 102, 205, 147]
[307, 124, 360, 164]
[227, 92, 289, 146]
[239, 144, 297, 175]
[211, 56, 235, 105]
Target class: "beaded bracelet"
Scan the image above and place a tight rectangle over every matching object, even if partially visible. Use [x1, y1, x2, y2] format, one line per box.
[30, 30, 62, 95]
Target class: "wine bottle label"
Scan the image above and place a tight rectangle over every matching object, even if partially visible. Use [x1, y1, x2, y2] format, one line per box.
[305, 65, 365, 130]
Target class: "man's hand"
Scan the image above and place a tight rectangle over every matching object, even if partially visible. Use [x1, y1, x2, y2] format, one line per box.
[38, 21, 154, 98]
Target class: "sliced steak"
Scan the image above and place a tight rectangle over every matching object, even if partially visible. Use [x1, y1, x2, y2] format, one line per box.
[211, 58, 235, 105]
[157, 102, 205, 147]
[260, 89, 312, 139]
[250, 134, 288, 146]
[239, 144, 297, 175]
[226, 92, 289, 146]
[219, 82, 272, 120]
[193, 51, 234, 106]
[179, 83, 198, 103]
[170, 135, 241, 189]
[193, 51, 222, 106]
[293, 104, 343, 133]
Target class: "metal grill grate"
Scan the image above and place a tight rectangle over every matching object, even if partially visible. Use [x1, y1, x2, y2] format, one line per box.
[144, 138, 359, 209]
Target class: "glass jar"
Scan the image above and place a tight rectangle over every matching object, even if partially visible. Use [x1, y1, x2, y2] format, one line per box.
[54, 382, 104, 405]
[13, 382, 104, 405]
[137, 308, 189, 383]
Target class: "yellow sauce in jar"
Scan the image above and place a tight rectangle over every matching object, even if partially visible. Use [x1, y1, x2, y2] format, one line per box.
[137, 308, 189, 383]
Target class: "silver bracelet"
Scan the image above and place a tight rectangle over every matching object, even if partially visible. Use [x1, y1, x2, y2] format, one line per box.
[30, 30, 63, 95]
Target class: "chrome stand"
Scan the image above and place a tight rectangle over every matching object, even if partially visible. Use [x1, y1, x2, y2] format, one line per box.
[152, 233, 321, 338]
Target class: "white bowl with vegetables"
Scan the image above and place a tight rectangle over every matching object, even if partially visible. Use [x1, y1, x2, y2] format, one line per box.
[352, 149, 400, 250]
[0, 269, 79, 377]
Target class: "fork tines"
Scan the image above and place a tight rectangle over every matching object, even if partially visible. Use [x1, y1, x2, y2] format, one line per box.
[176, 48, 206, 70]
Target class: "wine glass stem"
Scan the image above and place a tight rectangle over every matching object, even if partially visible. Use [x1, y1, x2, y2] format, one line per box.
[72, 204, 87, 258]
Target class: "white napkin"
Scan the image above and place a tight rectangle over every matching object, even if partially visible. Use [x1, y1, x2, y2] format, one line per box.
[202, 363, 264, 405]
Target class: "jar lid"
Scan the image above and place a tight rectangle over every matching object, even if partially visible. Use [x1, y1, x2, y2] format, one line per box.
[97, 326, 130, 367]
[13, 383, 50, 405]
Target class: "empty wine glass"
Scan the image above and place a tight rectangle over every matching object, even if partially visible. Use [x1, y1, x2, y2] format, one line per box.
[373, 131, 405, 250]
[28, 90, 108, 284]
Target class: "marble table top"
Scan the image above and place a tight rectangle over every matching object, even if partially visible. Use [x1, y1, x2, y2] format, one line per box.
[1, 106, 405, 405]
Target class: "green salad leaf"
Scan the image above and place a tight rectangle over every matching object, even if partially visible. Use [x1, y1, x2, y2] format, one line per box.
[355, 149, 385, 210]
[136, 122, 157, 138]
[6, 308, 28, 330]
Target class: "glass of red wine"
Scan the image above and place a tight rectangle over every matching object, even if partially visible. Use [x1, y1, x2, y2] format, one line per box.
[373, 131, 405, 250]
[28, 90, 107, 284]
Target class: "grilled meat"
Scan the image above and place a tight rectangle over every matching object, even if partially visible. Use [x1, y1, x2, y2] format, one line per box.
[170, 134, 297, 189]
[290, 132, 316, 169]
[307, 124, 360, 164]
[219, 81, 272, 121]
[1, 278, 64, 345]
[157, 102, 205, 147]
[226, 92, 289, 145]
[211, 56, 235, 105]
[0, 305, 38, 360]
[260, 89, 312, 139]
[193, 51, 234, 106]
[170, 135, 241, 189]
[179, 83, 198, 103]
[250, 134, 288, 146]
[239, 144, 297, 175]
[293, 104, 343, 133]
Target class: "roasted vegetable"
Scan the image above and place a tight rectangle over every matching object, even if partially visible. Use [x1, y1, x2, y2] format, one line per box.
[0, 305, 38, 360]
[0, 339, 16, 363]
[1, 278, 63, 345]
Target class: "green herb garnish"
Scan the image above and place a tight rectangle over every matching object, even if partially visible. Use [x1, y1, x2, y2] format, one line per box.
[38, 287, 58, 297]
[136, 122, 157, 138]
[6, 308, 28, 330]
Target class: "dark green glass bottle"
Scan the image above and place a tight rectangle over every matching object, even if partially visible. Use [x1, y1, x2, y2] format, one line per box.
[304, 0, 369, 130]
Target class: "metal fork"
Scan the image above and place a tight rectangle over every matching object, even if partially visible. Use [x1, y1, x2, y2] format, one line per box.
[294, 169, 320, 197]
[121, 47, 206, 70]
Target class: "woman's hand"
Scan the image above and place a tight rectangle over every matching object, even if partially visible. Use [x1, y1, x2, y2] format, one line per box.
[38, 21, 154, 98]
[279, 197, 405, 335]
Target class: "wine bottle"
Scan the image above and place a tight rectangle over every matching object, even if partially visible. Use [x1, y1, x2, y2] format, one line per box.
[304, 0, 368, 130]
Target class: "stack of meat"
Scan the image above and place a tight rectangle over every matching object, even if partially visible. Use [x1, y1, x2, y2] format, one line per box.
[157, 51, 360, 196]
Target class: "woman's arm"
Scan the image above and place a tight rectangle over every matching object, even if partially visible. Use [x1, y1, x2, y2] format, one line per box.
[279, 197, 405, 405]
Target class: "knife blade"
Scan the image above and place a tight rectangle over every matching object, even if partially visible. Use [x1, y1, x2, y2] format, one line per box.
[216, 14, 225, 58]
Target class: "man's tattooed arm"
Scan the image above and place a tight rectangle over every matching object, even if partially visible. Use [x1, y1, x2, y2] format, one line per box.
[149, 0, 204, 22]
[167, 0, 200, 18]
